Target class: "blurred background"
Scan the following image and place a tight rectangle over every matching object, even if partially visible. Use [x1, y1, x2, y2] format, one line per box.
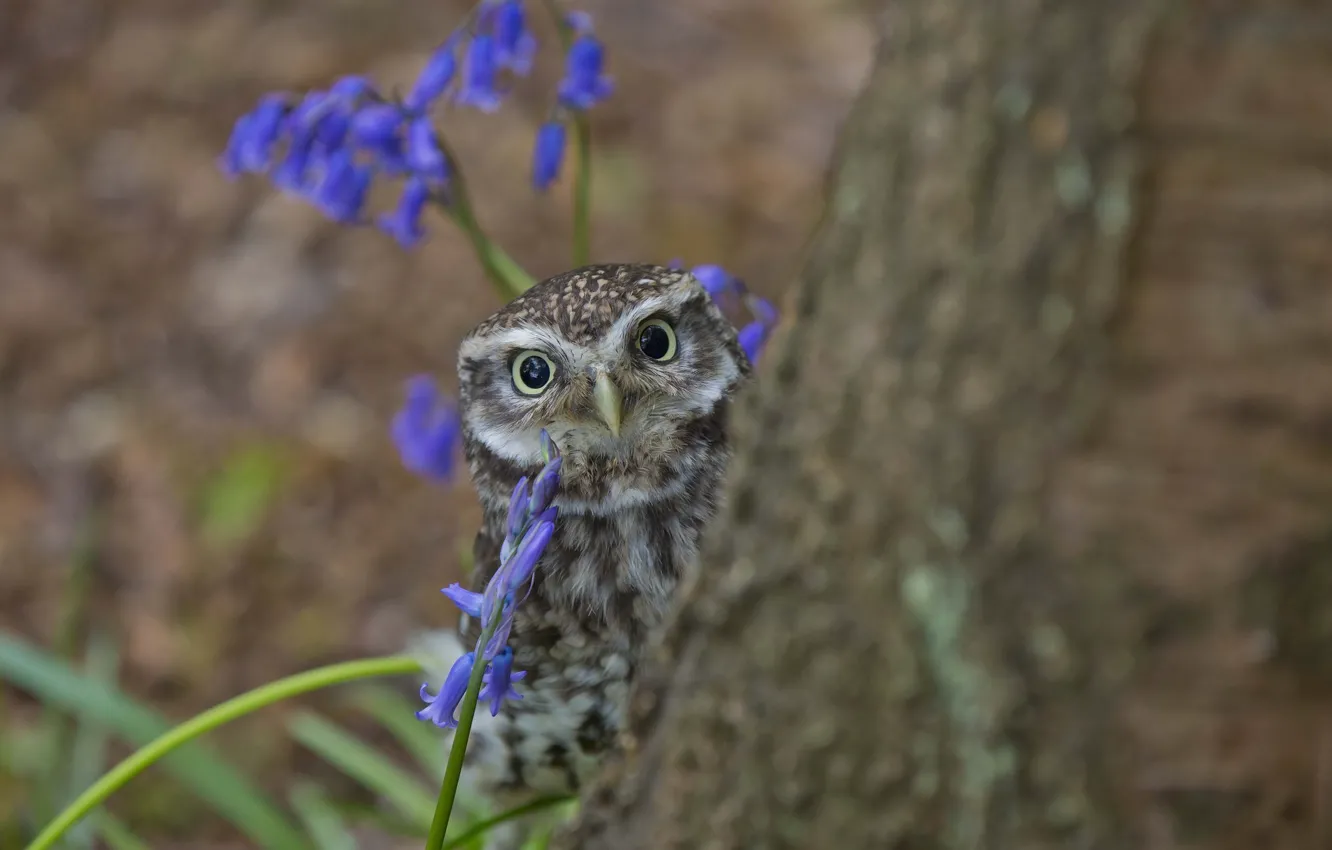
[0, 0, 872, 844]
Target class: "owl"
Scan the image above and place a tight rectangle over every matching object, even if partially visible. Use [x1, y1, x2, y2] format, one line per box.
[427, 263, 751, 848]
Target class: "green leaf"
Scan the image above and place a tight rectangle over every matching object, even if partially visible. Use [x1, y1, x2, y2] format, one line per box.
[347, 685, 445, 781]
[287, 711, 436, 831]
[288, 783, 357, 850]
[198, 444, 285, 549]
[0, 632, 308, 850]
[63, 632, 120, 850]
[439, 797, 576, 850]
[93, 813, 151, 850]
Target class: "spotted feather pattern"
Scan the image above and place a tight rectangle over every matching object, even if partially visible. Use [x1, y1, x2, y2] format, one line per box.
[440, 264, 750, 849]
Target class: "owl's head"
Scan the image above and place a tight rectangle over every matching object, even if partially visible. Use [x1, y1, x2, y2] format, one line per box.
[457, 264, 749, 472]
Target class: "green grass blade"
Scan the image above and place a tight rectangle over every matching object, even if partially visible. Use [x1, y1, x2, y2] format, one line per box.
[440, 797, 575, 850]
[63, 633, 120, 850]
[288, 783, 357, 850]
[347, 685, 444, 781]
[36, 517, 100, 828]
[0, 631, 308, 850]
[93, 814, 150, 850]
[287, 711, 436, 831]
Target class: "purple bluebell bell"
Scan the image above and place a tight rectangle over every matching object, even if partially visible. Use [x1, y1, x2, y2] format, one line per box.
[417, 651, 476, 729]
[456, 34, 503, 112]
[406, 118, 450, 185]
[564, 10, 594, 34]
[688, 264, 735, 299]
[329, 75, 372, 101]
[391, 376, 462, 483]
[531, 121, 567, 191]
[351, 104, 402, 146]
[527, 457, 562, 523]
[557, 34, 614, 110]
[493, 0, 537, 75]
[406, 40, 459, 111]
[442, 583, 484, 619]
[379, 177, 432, 248]
[738, 320, 769, 364]
[311, 149, 372, 223]
[504, 509, 555, 590]
[219, 94, 289, 177]
[506, 478, 531, 542]
[480, 647, 527, 717]
[738, 295, 779, 363]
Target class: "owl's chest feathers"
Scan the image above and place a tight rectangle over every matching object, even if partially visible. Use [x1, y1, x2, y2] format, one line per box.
[540, 498, 699, 636]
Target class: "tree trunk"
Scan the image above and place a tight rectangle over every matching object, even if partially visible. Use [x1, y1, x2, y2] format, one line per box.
[562, 0, 1332, 847]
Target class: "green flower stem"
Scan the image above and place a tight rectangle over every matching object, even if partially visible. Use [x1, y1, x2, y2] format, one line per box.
[441, 795, 573, 849]
[434, 136, 535, 301]
[538, 0, 594, 268]
[423, 618, 501, 850]
[24, 655, 422, 850]
[571, 114, 592, 267]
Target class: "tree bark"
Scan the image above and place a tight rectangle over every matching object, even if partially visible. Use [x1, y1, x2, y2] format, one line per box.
[562, 0, 1332, 848]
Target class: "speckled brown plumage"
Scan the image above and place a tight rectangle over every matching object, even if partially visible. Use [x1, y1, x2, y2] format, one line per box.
[468, 264, 701, 345]
[431, 263, 750, 850]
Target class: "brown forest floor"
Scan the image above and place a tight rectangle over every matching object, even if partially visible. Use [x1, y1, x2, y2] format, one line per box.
[0, 0, 870, 840]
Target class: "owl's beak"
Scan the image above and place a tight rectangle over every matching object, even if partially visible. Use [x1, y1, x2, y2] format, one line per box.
[592, 370, 623, 437]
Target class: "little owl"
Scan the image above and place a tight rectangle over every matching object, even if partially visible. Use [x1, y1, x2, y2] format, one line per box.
[418, 263, 752, 848]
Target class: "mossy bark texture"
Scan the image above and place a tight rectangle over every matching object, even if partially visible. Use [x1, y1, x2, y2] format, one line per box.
[562, 0, 1332, 848]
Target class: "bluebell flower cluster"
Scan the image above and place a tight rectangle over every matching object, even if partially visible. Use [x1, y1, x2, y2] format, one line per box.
[391, 376, 462, 482]
[219, 0, 615, 246]
[684, 264, 782, 364]
[417, 431, 562, 728]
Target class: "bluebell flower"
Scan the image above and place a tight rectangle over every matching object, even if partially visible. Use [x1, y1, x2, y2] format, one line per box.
[379, 177, 432, 248]
[480, 647, 527, 717]
[506, 477, 531, 542]
[738, 295, 779, 364]
[528, 457, 562, 524]
[564, 10, 595, 34]
[222, 67, 454, 231]
[219, 94, 289, 177]
[391, 376, 461, 482]
[492, 508, 555, 604]
[351, 104, 402, 146]
[417, 651, 475, 728]
[531, 121, 566, 191]
[738, 320, 768, 364]
[456, 34, 503, 112]
[328, 75, 372, 101]
[421, 430, 562, 727]
[442, 583, 484, 619]
[557, 34, 614, 110]
[406, 117, 450, 185]
[311, 148, 372, 223]
[492, 0, 537, 75]
[222, 3, 616, 247]
[682, 262, 781, 363]
[688, 264, 735, 299]
[406, 39, 460, 111]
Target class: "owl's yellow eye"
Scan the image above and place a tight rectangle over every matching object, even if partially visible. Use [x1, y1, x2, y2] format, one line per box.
[636, 318, 677, 361]
[512, 351, 556, 395]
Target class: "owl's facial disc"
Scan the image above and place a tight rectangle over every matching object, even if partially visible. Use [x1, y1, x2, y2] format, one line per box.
[459, 276, 744, 473]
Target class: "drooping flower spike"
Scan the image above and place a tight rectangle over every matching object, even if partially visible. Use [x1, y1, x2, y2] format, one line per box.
[220, 2, 616, 248]
[416, 429, 563, 728]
